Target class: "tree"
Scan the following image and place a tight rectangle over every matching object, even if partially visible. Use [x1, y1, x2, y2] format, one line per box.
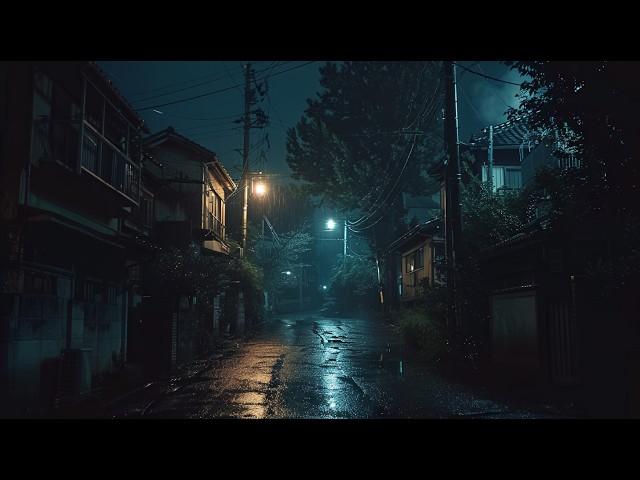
[328, 254, 378, 314]
[286, 61, 444, 252]
[508, 61, 640, 416]
[286, 62, 445, 310]
[251, 226, 314, 308]
[507, 61, 640, 288]
[459, 159, 528, 256]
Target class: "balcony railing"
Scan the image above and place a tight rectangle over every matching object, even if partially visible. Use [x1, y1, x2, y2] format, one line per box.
[205, 212, 225, 241]
[81, 129, 140, 203]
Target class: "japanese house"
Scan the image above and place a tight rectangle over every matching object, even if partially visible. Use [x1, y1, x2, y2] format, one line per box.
[0, 62, 147, 413]
[126, 127, 236, 375]
[385, 218, 444, 304]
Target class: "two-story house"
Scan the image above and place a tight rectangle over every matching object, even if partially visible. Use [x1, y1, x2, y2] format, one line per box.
[0, 62, 147, 413]
[127, 127, 236, 375]
[385, 217, 445, 304]
[427, 116, 585, 387]
[143, 127, 235, 255]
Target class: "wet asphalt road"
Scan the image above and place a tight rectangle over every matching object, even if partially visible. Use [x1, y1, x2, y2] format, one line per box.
[111, 312, 561, 419]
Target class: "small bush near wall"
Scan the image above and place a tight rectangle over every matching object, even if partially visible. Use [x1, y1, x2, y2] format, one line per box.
[397, 308, 447, 361]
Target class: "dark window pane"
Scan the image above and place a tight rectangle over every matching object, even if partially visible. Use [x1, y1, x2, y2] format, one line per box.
[85, 82, 104, 132]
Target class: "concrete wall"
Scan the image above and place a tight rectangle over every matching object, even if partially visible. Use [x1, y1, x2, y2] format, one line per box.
[4, 270, 126, 405]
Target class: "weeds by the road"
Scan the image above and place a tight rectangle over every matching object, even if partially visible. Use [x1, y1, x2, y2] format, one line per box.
[396, 309, 447, 362]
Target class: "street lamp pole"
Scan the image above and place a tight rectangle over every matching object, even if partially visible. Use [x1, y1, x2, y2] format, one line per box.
[343, 219, 347, 263]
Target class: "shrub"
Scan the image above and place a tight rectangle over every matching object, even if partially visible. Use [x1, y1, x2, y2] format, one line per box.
[397, 308, 447, 361]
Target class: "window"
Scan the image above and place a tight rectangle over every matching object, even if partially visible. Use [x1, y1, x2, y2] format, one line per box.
[50, 83, 81, 168]
[140, 193, 154, 228]
[34, 71, 53, 101]
[76, 280, 117, 304]
[504, 168, 522, 190]
[104, 104, 129, 155]
[405, 247, 424, 273]
[482, 165, 521, 191]
[84, 82, 104, 132]
[415, 247, 424, 270]
[82, 130, 99, 173]
[405, 255, 414, 273]
[23, 271, 57, 295]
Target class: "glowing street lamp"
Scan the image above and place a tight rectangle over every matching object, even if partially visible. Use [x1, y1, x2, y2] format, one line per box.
[254, 181, 267, 196]
[325, 217, 347, 262]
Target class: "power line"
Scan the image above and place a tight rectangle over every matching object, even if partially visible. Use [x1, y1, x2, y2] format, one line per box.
[453, 62, 523, 87]
[458, 82, 485, 123]
[345, 77, 442, 226]
[347, 81, 442, 228]
[127, 67, 230, 99]
[131, 61, 291, 105]
[149, 111, 245, 122]
[136, 61, 317, 112]
[348, 133, 419, 228]
[476, 63, 513, 108]
[348, 214, 385, 232]
[132, 71, 238, 105]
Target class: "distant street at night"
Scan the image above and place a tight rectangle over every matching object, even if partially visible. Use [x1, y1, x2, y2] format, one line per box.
[2, 60, 639, 420]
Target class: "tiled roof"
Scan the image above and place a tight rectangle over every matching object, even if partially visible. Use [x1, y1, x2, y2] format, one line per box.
[470, 118, 532, 147]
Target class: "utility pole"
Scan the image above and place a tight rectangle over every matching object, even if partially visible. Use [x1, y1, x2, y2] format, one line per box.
[298, 265, 303, 313]
[343, 219, 347, 263]
[241, 62, 252, 257]
[488, 125, 494, 192]
[444, 61, 462, 331]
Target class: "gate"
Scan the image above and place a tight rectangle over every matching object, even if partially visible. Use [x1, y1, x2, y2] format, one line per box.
[547, 285, 579, 386]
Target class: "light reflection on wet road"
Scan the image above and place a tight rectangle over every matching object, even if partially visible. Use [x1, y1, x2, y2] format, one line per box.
[118, 313, 559, 419]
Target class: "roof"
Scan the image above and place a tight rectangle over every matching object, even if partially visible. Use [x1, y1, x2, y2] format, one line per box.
[84, 62, 149, 133]
[468, 117, 532, 147]
[143, 127, 236, 192]
[384, 217, 443, 255]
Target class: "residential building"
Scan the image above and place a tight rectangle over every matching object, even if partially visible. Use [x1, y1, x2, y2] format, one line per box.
[143, 127, 235, 255]
[386, 218, 444, 304]
[127, 127, 236, 375]
[0, 62, 147, 413]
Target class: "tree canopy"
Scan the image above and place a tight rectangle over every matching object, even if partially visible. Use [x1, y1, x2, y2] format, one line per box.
[286, 61, 444, 250]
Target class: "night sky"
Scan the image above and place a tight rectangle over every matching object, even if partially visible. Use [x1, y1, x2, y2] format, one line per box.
[97, 60, 525, 184]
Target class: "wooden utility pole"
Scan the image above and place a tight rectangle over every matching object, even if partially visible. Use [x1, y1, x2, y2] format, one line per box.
[241, 62, 252, 257]
[444, 61, 462, 331]
[488, 125, 494, 192]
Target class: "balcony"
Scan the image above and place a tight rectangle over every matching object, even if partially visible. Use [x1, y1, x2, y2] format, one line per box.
[81, 129, 140, 205]
[205, 212, 225, 241]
